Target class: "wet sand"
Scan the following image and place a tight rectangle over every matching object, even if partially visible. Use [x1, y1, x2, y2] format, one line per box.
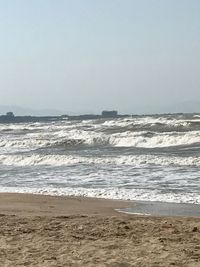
[0, 193, 200, 266]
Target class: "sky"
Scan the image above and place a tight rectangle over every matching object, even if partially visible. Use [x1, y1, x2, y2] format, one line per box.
[0, 0, 200, 114]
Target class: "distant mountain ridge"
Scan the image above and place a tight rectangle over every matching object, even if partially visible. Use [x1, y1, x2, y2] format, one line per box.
[0, 101, 199, 116]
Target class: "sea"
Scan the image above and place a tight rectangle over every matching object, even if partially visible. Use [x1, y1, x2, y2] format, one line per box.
[0, 113, 200, 204]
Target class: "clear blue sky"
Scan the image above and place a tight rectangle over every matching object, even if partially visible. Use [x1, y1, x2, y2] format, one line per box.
[0, 0, 200, 114]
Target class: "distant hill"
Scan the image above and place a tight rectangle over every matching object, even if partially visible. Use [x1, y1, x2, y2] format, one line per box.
[0, 100, 199, 117]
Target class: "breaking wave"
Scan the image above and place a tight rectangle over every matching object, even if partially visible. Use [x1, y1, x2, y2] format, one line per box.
[0, 130, 200, 152]
[0, 154, 199, 167]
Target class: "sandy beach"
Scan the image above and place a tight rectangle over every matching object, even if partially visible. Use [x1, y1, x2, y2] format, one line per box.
[0, 193, 199, 266]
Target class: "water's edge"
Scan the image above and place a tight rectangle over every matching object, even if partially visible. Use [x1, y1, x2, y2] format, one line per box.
[118, 200, 200, 217]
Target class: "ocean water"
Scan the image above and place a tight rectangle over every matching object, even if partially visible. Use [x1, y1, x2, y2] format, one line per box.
[0, 114, 200, 204]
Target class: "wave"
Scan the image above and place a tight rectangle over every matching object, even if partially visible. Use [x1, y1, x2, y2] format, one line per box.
[0, 115, 199, 133]
[0, 115, 200, 152]
[0, 154, 199, 167]
[109, 131, 200, 148]
[102, 116, 199, 129]
[0, 186, 199, 204]
[0, 129, 200, 152]
[0, 115, 198, 133]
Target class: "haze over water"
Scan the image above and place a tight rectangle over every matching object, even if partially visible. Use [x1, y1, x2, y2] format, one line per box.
[1, 1, 200, 114]
[0, 114, 200, 204]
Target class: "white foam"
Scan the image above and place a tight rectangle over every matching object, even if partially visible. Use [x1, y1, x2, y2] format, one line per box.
[102, 116, 193, 128]
[0, 116, 200, 153]
[0, 154, 199, 167]
[110, 131, 200, 148]
[1, 128, 200, 153]
[0, 186, 199, 204]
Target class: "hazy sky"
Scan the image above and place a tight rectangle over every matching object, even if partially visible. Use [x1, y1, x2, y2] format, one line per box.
[0, 0, 200, 114]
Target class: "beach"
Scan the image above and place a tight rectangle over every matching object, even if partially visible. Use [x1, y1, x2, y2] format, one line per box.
[0, 194, 200, 266]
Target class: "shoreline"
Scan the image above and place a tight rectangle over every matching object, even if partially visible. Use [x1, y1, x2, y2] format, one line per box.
[0, 193, 200, 266]
[120, 200, 200, 218]
[0, 192, 200, 218]
[0, 192, 131, 217]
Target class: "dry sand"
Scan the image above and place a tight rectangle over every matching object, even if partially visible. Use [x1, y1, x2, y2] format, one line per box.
[0, 193, 200, 266]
